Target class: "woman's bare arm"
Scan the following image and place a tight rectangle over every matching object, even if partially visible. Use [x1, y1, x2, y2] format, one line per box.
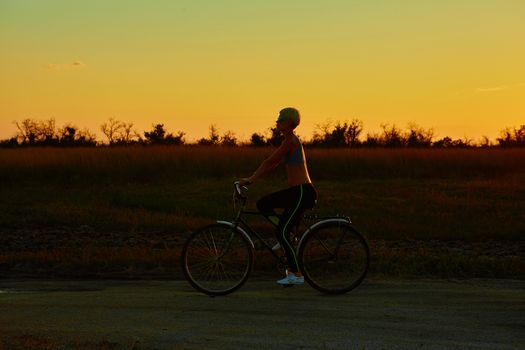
[240, 139, 293, 185]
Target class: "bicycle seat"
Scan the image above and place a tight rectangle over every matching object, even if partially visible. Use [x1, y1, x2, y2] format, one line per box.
[306, 199, 318, 210]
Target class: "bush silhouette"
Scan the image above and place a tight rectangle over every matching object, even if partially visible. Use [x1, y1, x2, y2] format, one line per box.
[497, 125, 525, 147]
[3, 117, 525, 148]
[144, 124, 185, 145]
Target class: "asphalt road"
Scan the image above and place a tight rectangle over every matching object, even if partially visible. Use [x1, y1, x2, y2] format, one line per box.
[1, 278, 524, 349]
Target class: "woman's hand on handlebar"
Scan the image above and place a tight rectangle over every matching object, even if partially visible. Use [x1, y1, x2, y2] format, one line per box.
[238, 178, 253, 187]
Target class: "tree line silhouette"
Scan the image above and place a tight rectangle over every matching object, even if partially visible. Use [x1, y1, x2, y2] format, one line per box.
[1, 117, 524, 148]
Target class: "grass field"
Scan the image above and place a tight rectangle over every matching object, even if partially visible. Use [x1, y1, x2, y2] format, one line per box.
[1, 146, 524, 238]
[0, 146, 524, 278]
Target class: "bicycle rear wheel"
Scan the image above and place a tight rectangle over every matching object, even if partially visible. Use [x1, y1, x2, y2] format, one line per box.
[182, 223, 253, 296]
[299, 221, 369, 294]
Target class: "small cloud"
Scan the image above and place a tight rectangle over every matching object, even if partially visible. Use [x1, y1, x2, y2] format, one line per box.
[476, 86, 508, 92]
[44, 60, 87, 71]
[72, 60, 86, 68]
[45, 63, 60, 71]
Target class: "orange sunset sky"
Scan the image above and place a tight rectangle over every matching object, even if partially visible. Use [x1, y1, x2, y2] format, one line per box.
[1, 0, 524, 142]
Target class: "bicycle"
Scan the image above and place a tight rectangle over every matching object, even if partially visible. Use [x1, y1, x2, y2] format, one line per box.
[181, 181, 370, 296]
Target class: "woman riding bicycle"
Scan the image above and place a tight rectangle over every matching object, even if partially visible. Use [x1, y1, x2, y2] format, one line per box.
[239, 107, 318, 285]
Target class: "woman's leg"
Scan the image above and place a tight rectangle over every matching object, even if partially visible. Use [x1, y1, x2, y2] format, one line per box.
[258, 184, 318, 274]
[256, 187, 298, 225]
[276, 184, 317, 273]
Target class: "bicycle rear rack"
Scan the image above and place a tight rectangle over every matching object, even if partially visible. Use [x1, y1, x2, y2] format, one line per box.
[303, 213, 352, 222]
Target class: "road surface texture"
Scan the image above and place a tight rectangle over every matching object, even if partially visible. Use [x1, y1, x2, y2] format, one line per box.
[1, 278, 524, 349]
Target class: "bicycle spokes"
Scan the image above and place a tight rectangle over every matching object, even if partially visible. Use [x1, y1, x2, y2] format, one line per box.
[299, 222, 369, 294]
[183, 224, 253, 295]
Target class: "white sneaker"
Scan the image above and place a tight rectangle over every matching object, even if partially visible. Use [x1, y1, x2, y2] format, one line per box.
[277, 274, 304, 285]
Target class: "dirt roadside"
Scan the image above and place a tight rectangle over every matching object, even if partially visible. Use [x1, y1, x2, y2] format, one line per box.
[0, 278, 524, 349]
[2, 225, 524, 279]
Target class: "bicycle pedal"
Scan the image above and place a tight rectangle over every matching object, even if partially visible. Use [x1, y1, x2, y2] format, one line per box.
[282, 284, 295, 288]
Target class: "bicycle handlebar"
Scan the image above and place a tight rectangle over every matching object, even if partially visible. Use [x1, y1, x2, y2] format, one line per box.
[233, 181, 248, 200]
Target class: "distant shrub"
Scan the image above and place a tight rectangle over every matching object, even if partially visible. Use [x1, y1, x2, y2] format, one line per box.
[220, 130, 238, 146]
[197, 124, 221, 145]
[497, 125, 525, 147]
[101, 118, 142, 145]
[250, 132, 266, 146]
[406, 122, 434, 148]
[10, 118, 97, 147]
[310, 119, 363, 147]
[432, 136, 475, 148]
[0, 137, 18, 148]
[144, 123, 185, 145]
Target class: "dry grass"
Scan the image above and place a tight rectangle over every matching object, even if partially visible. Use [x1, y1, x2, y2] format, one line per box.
[2, 240, 523, 279]
[0, 247, 182, 278]
[1, 146, 524, 183]
[0, 146, 524, 278]
[1, 146, 524, 239]
[0, 335, 123, 350]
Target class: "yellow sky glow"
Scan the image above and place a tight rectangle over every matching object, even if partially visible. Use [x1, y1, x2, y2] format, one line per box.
[1, 0, 524, 142]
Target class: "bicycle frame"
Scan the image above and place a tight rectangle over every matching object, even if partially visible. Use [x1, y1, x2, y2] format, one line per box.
[222, 187, 290, 263]
[227, 208, 287, 264]
[225, 183, 353, 264]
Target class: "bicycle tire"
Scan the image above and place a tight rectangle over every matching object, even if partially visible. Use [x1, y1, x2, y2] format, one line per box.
[182, 223, 253, 296]
[298, 221, 369, 294]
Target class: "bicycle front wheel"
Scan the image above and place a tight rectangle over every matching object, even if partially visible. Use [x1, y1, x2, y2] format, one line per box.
[299, 221, 369, 294]
[182, 223, 253, 296]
